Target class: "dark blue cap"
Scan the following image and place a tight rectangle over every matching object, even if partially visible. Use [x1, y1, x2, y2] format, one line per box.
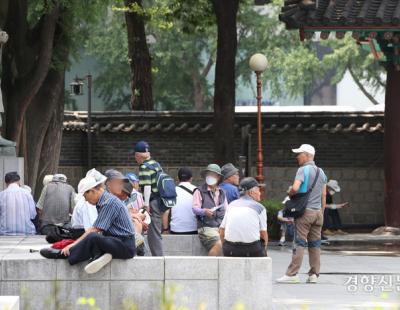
[133, 141, 150, 153]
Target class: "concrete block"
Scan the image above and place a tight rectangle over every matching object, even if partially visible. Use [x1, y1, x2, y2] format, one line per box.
[56, 259, 110, 281]
[0, 296, 19, 310]
[111, 257, 164, 280]
[2, 258, 56, 280]
[110, 281, 163, 310]
[162, 235, 193, 253]
[57, 281, 110, 310]
[165, 257, 218, 280]
[218, 257, 272, 310]
[1, 281, 55, 310]
[192, 236, 208, 256]
[164, 251, 192, 256]
[165, 279, 218, 310]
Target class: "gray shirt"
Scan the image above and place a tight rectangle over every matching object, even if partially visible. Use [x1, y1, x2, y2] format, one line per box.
[294, 161, 327, 210]
[37, 181, 76, 227]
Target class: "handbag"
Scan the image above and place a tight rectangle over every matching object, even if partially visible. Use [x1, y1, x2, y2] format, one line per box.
[283, 167, 320, 219]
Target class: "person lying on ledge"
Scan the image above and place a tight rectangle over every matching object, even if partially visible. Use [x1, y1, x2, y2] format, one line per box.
[40, 175, 136, 274]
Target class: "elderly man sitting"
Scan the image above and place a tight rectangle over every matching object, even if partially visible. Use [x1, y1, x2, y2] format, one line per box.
[37, 173, 76, 235]
[0, 172, 37, 235]
[40, 175, 136, 274]
[219, 177, 268, 257]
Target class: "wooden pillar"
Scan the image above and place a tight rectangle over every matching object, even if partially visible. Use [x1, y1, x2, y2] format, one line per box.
[384, 63, 400, 227]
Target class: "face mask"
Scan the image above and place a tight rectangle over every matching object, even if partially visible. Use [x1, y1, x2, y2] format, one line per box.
[206, 176, 218, 186]
[329, 190, 335, 196]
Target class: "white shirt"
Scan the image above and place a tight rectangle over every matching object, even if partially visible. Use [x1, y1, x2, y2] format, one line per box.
[71, 197, 98, 230]
[170, 182, 197, 233]
[221, 195, 267, 243]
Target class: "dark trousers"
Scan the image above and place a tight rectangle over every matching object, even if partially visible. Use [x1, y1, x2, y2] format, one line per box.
[223, 240, 266, 257]
[323, 209, 342, 230]
[148, 198, 164, 256]
[68, 232, 136, 265]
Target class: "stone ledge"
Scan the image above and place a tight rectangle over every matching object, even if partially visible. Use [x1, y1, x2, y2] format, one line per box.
[0, 236, 272, 310]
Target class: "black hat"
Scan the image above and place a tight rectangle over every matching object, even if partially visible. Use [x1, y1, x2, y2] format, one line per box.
[5, 172, 20, 184]
[178, 167, 193, 182]
[239, 177, 259, 192]
[122, 180, 133, 197]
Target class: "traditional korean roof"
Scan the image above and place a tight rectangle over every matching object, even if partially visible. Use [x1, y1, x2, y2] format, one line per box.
[62, 110, 384, 134]
[280, 0, 400, 30]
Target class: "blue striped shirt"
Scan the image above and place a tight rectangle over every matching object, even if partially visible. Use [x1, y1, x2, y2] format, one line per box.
[93, 191, 135, 237]
[0, 183, 37, 235]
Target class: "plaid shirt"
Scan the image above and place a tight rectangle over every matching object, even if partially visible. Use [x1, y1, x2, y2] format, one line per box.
[93, 191, 135, 237]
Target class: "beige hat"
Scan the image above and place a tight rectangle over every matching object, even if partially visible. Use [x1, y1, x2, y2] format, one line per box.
[43, 175, 54, 186]
[327, 180, 341, 192]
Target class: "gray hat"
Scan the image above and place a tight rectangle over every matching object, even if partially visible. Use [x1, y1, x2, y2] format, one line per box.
[53, 174, 67, 183]
[201, 164, 222, 177]
[221, 163, 239, 180]
[239, 177, 259, 192]
[105, 169, 128, 181]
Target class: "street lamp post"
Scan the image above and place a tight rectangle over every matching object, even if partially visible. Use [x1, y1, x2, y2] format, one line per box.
[70, 74, 93, 169]
[249, 53, 268, 199]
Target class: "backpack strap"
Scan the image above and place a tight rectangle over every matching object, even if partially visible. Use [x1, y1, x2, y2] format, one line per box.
[178, 184, 195, 195]
[308, 167, 321, 193]
[142, 161, 162, 172]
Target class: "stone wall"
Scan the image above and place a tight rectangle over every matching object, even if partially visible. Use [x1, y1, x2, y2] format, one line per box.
[58, 111, 385, 227]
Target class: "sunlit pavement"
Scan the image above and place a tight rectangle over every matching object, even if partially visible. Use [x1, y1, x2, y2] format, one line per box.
[270, 244, 400, 309]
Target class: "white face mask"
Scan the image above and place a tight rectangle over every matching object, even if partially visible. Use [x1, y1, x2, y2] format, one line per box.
[206, 176, 218, 186]
[329, 190, 336, 196]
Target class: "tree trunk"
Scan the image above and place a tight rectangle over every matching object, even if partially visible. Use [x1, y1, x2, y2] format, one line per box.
[192, 72, 206, 111]
[211, 0, 239, 165]
[124, 0, 154, 111]
[384, 63, 400, 227]
[2, 0, 60, 148]
[25, 69, 65, 199]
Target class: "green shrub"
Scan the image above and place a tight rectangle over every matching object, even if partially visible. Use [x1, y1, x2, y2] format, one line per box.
[261, 199, 284, 241]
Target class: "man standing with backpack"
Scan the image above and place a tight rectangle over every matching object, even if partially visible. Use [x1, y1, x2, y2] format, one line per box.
[133, 141, 176, 256]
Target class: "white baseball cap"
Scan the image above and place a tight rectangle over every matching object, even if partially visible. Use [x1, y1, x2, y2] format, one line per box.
[292, 144, 315, 156]
[78, 176, 104, 195]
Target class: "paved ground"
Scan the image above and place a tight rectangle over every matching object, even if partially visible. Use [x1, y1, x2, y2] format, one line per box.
[0, 235, 399, 309]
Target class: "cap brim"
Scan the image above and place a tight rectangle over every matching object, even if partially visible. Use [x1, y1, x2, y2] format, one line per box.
[292, 148, 303, 153]
[201, 169, 222, 177]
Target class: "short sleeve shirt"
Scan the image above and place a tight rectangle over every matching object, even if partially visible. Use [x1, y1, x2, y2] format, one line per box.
[294, 161, 327, 210]
[221, 195, 267, 243]
[93, 191, 135, 237]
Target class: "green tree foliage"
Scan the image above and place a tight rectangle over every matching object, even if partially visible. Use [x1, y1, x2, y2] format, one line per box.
[83, 0, 385, 111]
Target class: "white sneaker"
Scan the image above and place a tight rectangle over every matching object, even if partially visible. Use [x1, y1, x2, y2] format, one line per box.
[84, 253, 112, 274]
[279, 236, 286, 246]
[276, 275, 300, 284]
[306, 274, 318, 284]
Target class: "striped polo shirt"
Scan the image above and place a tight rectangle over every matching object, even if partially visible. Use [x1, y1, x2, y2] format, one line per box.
[139, 159, 162, 194]
[93, 191, 135, 237]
